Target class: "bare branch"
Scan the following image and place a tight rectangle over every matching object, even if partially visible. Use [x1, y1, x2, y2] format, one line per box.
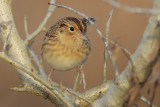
[24, 0, 56, 46]
[104, 0, 160, 15]
[0, 51, 75, 107]
[103, 0, 118, 82]
[73, 71, 80, 91]
[78, 65, 86, 89]
[105, 0, 117, 38]
[79, 81, 112, 107]
[149, 80, 158, 107]
[52, 82, 93, 105]
[0, 1, 77, 106]
[110, 40, 132, 56]
[29, 49, 47, 79]
[94, 0, 160, 106]
[24, 16, 29, 36]
[140, 96, 158, 107]
[0, 52, 31, 73]
[24, 15, 47, 79]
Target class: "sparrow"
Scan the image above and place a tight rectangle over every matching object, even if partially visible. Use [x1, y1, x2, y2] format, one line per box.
[42, 17, 95, 88]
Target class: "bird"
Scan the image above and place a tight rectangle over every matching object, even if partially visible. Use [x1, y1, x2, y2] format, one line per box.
[41, 17, 95, 88]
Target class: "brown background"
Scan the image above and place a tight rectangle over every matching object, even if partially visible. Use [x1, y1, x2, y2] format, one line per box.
[0, 0, 159, 107]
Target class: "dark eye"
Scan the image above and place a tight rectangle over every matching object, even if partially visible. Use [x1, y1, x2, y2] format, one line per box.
[69, 27, 75, 31]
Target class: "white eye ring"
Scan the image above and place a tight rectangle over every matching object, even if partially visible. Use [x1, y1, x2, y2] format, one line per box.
[69, 27, 75, 31]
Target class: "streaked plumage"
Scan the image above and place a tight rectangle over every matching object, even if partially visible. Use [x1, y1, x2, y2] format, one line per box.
[42, 17, 92, 71]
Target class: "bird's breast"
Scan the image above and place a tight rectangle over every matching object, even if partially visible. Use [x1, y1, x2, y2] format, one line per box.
[42, 39, 90, 71]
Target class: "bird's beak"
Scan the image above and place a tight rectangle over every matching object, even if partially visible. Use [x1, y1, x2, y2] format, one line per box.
[74, 25, 88, 40]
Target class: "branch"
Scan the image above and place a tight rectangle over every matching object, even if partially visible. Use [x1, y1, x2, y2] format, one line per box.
[94, 0, 160, 106]
[24, 15, 47, 79]
[77, 81, 112, 107]
[73, 71, 80, 91]
[0, 0, 37, 75]
[103, 0, 118, 82]
[104, 0, 160, 15]
[0, 51, 75, 107]
[24, 0, 56, 46]
[140, 96, 158, 107]
[0, 1, 75, 106]
[29, 49, 47, 79]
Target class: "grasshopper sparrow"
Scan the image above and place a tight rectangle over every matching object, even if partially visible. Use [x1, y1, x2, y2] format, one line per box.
[42, 17, 95, 88]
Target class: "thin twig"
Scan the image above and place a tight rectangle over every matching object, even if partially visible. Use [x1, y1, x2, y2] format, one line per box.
[103, 50, 108, 82]
[79, 65, 86, 89]
[24, 0, 56, 46]
[29, 49, 47, 79]
[73, 71, 80, 91]
[110, 40, 134, 76]
[52, 82, 93, 104]
[110, 40, 132, 56]
[3, 25, 13, 51]
[104, 0, 160, 15]
[140, 96, 157, 107]
[110, 40, 134, 73]
[49, 3, 119, 81]
[103, 0, 118, 82]
[24, 15, 47, 79]
[105, 0, 117, 39]
[24, 16, 29, 36]
[149, 80, 158, 107]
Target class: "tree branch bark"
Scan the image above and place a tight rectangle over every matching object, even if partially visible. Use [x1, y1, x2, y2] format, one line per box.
[94, 0, 160, 106]
[0, 0, 74, 106]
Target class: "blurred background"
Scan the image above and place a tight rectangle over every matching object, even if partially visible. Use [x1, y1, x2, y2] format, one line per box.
[0, 0, 159, 107]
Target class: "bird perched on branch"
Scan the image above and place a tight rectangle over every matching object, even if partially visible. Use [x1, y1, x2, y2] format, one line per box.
[42, 17, 95, 88]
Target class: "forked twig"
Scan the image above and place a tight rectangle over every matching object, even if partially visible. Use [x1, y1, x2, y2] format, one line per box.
[104, 0, 118, 82]
[24, 0, 56, 46]
[24, 16, 47, 79]
[30, 49, 47, 79]
[110, 40, 132, 56]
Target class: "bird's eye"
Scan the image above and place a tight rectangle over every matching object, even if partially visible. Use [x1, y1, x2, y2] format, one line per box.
[69, 27, 75, 31]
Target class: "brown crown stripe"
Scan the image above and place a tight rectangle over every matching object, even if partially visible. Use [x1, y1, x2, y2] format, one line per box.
[61, 17, 86, 32]
[59, 23, 68, 28]
[45, 17, 87, 38]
